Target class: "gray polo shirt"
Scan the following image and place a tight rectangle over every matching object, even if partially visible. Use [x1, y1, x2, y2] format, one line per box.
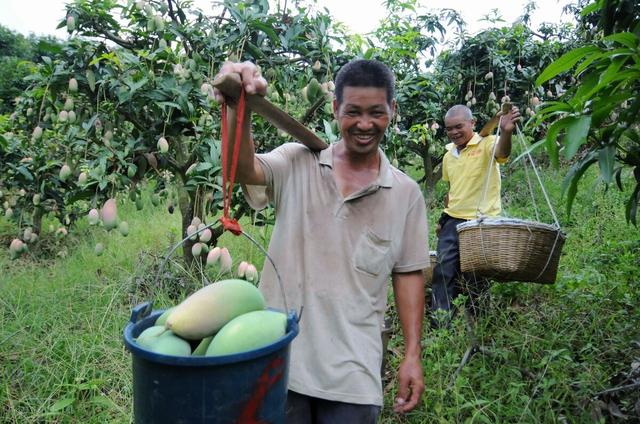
[243, 142, 429, 406]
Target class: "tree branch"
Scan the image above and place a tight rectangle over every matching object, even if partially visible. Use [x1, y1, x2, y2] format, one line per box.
[301, 95, 328, 125]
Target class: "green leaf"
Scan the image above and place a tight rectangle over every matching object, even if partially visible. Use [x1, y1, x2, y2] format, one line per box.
[580, 2, 602, 16]
[602, 32, 639, 49]
[195, 162, 213, 172]
[545, 117, 574, 168]
[50, 397, 75, 412]
[89, 395, 117, 409]
[594, 56, 627, 91]
[563, 115, 592, 160]
[251, 21, 279, 44]
[512, 138, 546, 164]
[614, 167, 624, 191]
[626, 183, 640, 225]
[17, 166, 34, 181]
[598, 144, 616, 184]
[562, 152, 598, 217]
[535, 46, 600, 86]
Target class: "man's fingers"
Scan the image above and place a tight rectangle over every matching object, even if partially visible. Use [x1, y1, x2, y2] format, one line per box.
[401, 384, 422, 412]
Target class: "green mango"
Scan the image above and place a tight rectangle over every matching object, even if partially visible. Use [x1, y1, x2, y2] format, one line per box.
[206, 310, 286, 356]
[150, 332, 191, 356]
[154, 307, 175, 326]
[136, 325, 168, 349]
[192, 336, 214, 356]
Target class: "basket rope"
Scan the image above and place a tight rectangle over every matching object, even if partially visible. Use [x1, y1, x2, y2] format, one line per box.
[476, 119, 560, 227]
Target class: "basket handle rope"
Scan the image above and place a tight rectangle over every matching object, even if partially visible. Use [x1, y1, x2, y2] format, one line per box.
[475, 110, 560, 229]
[514, 125, 561, 228]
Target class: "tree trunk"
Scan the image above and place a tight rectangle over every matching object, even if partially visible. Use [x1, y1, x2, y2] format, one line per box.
[32, 207, 44, 236]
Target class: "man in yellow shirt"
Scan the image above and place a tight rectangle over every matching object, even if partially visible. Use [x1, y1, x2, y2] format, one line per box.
[431, 104, 520, 326]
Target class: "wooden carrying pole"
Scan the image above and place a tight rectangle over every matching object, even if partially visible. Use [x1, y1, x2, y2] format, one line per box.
[212, 74, 328, 152]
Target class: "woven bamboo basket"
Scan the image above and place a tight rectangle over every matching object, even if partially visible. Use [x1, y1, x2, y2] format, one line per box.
[424, 251, 438, 284]
[456, 218, 566, 284]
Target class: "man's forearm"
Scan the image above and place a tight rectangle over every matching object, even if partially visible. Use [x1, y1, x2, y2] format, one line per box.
[495, 131, 512, 159]
[392, 271, 424, 358]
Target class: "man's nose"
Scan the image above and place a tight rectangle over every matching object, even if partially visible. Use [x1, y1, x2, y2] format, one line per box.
[357, 116, 374, 130]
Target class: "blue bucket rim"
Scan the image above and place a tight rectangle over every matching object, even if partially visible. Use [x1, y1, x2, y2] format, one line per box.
[123, 303, 299, 367]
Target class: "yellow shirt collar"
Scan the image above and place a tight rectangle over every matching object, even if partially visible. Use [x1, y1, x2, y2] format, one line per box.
[445, 132, 482, 152]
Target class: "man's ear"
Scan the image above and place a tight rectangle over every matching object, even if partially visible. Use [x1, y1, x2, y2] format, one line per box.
[390, 99, 397, 117]
[333, 98, 339, 118]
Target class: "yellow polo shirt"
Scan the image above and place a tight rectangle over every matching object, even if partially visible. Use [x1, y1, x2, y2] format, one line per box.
[442, 133, 508, 219]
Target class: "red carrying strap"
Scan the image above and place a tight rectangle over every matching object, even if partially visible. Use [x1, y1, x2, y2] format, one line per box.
[219, 88, 246, 236]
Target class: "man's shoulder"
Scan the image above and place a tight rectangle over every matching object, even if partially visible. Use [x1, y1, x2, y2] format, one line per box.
[271, 142, 314, 155]
[260, 142, 318, 164]
[389, 166, 422, 194]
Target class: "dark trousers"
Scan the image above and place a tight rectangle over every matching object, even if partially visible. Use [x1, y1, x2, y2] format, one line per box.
[286, 391, 380, 424]
[430, 214, 489, 321]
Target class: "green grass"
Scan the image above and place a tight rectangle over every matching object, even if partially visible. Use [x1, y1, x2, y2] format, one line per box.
[379, 165, 640, 423]
[1, 167, 639, 423]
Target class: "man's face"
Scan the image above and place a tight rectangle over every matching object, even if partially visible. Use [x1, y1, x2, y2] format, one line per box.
[444, 113, 475, 148]
[334, 86, 394, 157]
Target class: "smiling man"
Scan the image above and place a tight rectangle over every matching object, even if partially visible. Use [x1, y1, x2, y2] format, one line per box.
[214, 59, 429, 423]
[430, 104, 520, 327]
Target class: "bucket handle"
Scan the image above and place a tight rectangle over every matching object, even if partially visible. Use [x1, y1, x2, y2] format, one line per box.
[152, 221, 299, 321]
[130, 301, 153, 324]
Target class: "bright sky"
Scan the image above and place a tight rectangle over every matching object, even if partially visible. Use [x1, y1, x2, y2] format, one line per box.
[0, 0, 574, 39]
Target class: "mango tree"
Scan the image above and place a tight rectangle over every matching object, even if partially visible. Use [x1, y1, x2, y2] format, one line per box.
[534, 0, 640, 224]
[0, 0, 350, 265]
[366, 0, 577, 203]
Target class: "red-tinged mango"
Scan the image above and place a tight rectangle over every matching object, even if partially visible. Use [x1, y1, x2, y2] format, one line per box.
[78, 172, 88, 185]
[219, 247, 232, 274]
[237, 261, 248, 278]
[101, 198, 118, 230]
[59, 164, 72, 181]
[9, 238, 25, 259]
[206, 246, 221, 266]
[199, 228, 212, 243]
[88, 208, 100, 225]
[245, 264, 259, 283]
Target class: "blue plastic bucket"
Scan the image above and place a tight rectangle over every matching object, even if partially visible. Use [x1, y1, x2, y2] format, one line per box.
[123, 302, 299, 424]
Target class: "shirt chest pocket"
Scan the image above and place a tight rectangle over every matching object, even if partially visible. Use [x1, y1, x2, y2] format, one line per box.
[353, 228, 392, 277]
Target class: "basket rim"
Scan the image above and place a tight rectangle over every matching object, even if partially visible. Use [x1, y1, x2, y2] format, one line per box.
[456, 217, 564, 234]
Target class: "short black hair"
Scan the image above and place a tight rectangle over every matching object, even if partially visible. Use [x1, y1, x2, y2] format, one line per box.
[334, 59, 395, 106]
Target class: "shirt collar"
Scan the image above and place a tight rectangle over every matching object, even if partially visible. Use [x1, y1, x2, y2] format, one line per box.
[319, 143, 393, 188]
[445, 132, 482, 152]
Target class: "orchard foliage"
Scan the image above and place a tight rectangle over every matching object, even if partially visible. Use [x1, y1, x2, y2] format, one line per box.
[534, 0, 640, 224]
[0, 0, 348, 264]
[1, 0, 636, 267]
